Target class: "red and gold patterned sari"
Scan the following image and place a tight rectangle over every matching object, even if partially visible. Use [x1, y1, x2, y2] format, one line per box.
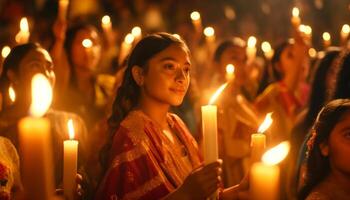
[95, 110, 202, 200]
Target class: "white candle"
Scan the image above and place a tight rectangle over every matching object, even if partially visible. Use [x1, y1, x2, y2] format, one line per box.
[15, 17, 30, 44]
[131, 26, 142, 44]
[190, 11, 202, 32]
[261, 41, 274, 60]
[118, 33, 135, 65]
[58, 0, 69, 21]
[64, 119, 78, 200]
[322, 32, 331, 48]
[204, 27, 215, 45]
[250, 141, 290, 200]
[291, 7, 301, 27]
[251, 112, 272, 163]
[340, 24, 350, 45]
[225, 64, 235, 82]
[18, 74, 55, 200]
[246, 36, 257, 63]
[299, 24, 312, 44]
[101, 15, 112, 34]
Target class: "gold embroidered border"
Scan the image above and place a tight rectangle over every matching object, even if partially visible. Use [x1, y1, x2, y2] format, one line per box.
[123, 174, 166, 199]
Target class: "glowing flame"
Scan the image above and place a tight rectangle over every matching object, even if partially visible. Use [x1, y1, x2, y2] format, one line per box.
[29, 74, 52, 117]
[262, 141, 290, 165]
[8, 85, 15, 103]
[190, 11, 201, 21]
[257, 112, 273, 133]
[341, 24, 350, 34]
[226, 64, 235, 75]
[124, 33, 135, 44]
[131, 26, 142, 37]
[20, 17, 29, 32]
[203, 27, 215, 37]
[308, 48, 317, 58]
[82, 39, 93, 48]
[209, 83, 228, 105]
[261, 41, 272, 53]
[247, 36, 257, 48]
[292, 7, 300, 17]
[101, 15, 111, 25]
[323, 32, 331, 41]
[1, 46, 11, 58]
[67, 119, 75, 139]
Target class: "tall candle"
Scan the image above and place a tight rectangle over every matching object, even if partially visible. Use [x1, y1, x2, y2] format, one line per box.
[291, 7, 301, 28]
[251, 112, 272, 163]
[118, 33, 135, 65]
[18, 73, 55, 200]
[246, 36, 257, 63]
[15, 17, 30, 44]
[250, 141, 290, 200]
[58, 0, 69, 21]
[101, 15, 112, 34]
[322, 32, 331, 48]
[190, 11, 202, 32]
[340, 24, 350, 45]
[202, 83, 228, 199]
[64, 119, 78, 200]
[204, 27, 215, 45]
[225, 64, 235, 82]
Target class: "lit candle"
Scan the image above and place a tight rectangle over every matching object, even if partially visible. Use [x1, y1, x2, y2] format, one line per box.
[118, 33, 135, 65]
[299, 24, 312, 44]
[18, 73, 55, 200]
[202, 83, 228, 199]
[82, 38, 93, 57]
[131, 26, 142, 44]
[203, 26, 215, 45]
[261, 41, 274, 60]
[190, 11, 202, 32]
[58, 0, 69, 21]
[322, 32, 331, 48]
[291, 7, 301, 27]
[246, 36, 257, 63]
[8, 85, 15, 104]
[1, 46, 11, 59]
[251, 112, 272, 163]
[101, 15, 112, 34]
[225, 64, 235, 82]
[308, 48, 317, 58]
[340, 24, 350, 45]
[64, 119, 78, 200]
[15, 17, 30, 44]
[250, 141, 290, 200]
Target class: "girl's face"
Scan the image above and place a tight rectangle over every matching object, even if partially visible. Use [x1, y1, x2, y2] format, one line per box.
[219, 45, 247, 84]
[71, 28, 101, 73]
[321, 110, 350, 176]
[137, 43, 191, 107]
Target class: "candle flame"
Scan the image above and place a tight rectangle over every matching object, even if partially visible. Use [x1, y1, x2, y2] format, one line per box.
[262, 141, 290, 165]
[226, 64, 235, 75]
[190, 11, 201, 21]
[1, 46, 11, 58]
[29, 74, 52, 117]
[341, 24, 350, 34]
[82, 39, 93, 48]
[101, 15, 111, 25]
[323, 32, 331, 41]
[261, 41, 272, 53]
[131, 26, 142, 37]
[20, 17, 29, 32]
[247, 36, 257, 48]
[292, 7, 299, 17]
[8, 85, 16, 103]
[258, 112, 273, 133]
[209, 83, 228, 105]
[124, 33, 135, 44]
[67, 119, 75, 139]
[203, 27, 215, 37]
[308, 48, 317, 58]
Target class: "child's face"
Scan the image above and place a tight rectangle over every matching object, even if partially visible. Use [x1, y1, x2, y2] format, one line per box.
[139, 43, 191, 106]
[323, 110, 350, 176]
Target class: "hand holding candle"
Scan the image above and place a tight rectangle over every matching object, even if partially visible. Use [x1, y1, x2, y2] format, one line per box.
[250, 141, 290, 200]
[64, 119, 78, 200]
[251, 112, 273, 163]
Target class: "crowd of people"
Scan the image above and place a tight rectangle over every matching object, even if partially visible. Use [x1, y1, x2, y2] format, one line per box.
[0, 0, 350, 200]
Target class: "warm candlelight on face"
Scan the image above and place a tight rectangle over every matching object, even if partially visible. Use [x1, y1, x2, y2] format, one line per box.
[225, 64, 235, 82]
[8, 85, 16, 103]
[247, 36, 257, 62]
[261, 41, 274, 59]
[64, 118, 78, 200]
[15, 17, 30, 44]
[322, 32, 331, 48]
[1, 46, 10, 59]
[18, 73, 55, 200]
[250, 141, 290, 200]
[291, 7, 301, 27]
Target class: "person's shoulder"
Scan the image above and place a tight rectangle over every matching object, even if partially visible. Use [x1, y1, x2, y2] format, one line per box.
[119, 110, 152, 144]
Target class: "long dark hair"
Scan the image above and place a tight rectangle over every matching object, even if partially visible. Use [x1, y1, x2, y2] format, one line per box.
[0, 43, 41, 110]
[298, 99, 350, 199]
[270, 41, 290, 82]
[99, 32, 189, 172]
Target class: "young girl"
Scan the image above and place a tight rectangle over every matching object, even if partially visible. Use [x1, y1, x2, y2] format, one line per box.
[96, 33, 247, 200]
[298, 99, 350, 199]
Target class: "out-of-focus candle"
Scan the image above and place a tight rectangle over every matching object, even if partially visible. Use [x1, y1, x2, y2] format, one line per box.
[246, 36, 257, 63]
[190, 11, 202, 32]
[58, 0, 69, 21]
[322, 32, 331, 48]
[15, 17, 30, 44]
[291, 7, 301, 27]
[250, 112, 272, 163]
[261, 41, 274, 60]
[250, 141, 290, 200]
[204, 26, 215, 44]
[8, 85, 15, 104]
[225, 64, 235, 82]
[308, 48, 317, 58]
[131, 26, 142, 44]
[64, 119, 78, 200]
[18, 73, 55, 200]
[299, 24, 312, 44]
[101, 15, 112, 34]
[1, 46, 11, 59]
[118, 33, 135, 65]
[340, 24, 350, 44]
